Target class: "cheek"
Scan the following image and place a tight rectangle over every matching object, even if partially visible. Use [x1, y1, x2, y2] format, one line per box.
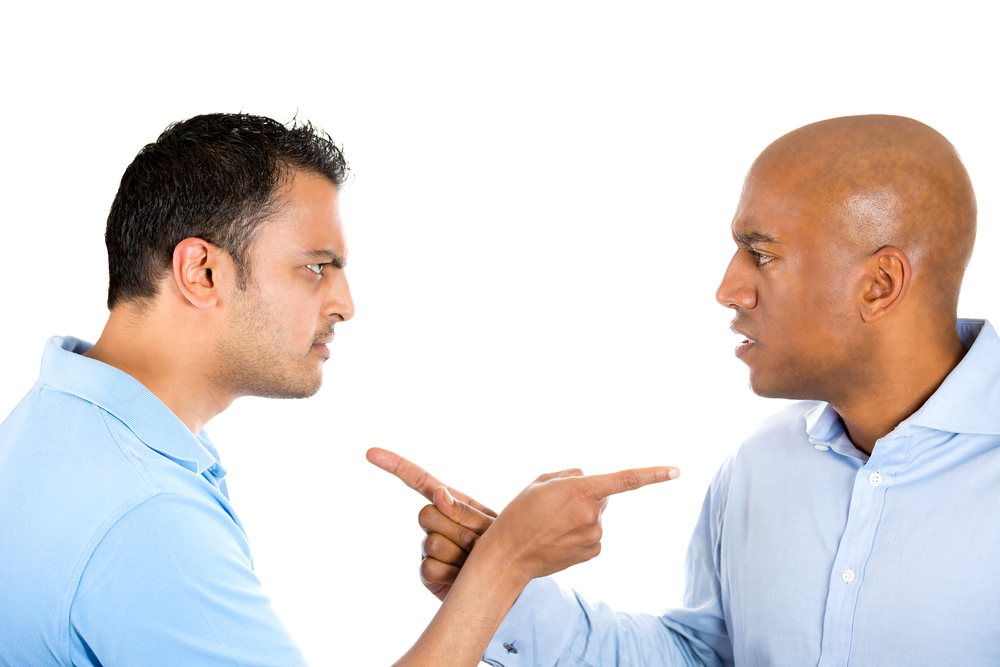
[255, 280, 321, 342]
[759, 266, 843, 336]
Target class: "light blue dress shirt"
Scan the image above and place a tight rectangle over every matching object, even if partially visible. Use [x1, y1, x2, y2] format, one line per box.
[484, 319, 1000, 667]
[0, 337, 306, 666]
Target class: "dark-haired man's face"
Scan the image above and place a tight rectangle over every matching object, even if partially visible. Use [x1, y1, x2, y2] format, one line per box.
[216, 171, 354, 399]
[715, 161, 870, 403]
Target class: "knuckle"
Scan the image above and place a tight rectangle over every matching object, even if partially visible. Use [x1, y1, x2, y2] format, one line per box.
[456, 527, 478, 550]
[420, 533, 431, 557]
[418, 558, 435, 583]
[417, 504, 439, 529]
[620, 471, 641, 491]
[424, 532, 449, 558]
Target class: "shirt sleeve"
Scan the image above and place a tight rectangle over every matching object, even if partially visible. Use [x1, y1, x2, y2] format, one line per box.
[68, 492, 307, 667]
[482, 461, 737, 667]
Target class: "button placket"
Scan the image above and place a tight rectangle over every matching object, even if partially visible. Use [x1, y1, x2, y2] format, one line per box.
[816, 437, 908, 667]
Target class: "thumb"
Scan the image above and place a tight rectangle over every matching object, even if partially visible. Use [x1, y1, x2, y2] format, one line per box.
[433, 487, 495, 536]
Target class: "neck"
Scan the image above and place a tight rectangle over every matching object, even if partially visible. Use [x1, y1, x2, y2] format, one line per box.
[833, 323, 966, 455]
[84, 303, 234, 434]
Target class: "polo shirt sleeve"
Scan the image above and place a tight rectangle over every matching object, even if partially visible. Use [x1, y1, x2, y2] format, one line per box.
[68, 491, 307, 667]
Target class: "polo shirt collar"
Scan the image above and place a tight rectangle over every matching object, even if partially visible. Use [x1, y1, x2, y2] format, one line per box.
[805, 318, 1000, 446]
[38, 336, 221, 475]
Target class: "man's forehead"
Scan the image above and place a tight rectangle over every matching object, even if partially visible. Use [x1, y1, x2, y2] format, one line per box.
[253, 179, 349, 264]
[731, 161, 832, 242]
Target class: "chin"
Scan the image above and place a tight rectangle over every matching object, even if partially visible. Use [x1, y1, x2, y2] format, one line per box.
[746, 370, 795, 400]
[282, 375, 323, 399]
[244, 369, 324, 400]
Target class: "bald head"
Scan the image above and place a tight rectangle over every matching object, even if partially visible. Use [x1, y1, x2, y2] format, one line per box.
[750, 115, 977, 315]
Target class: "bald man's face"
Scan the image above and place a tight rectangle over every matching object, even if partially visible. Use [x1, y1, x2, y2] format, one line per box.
[715, 162, 871, 401]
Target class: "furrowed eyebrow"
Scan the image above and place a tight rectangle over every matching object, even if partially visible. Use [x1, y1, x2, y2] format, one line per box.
[733, 228, 780, 246]
[300, 249, 347, 269]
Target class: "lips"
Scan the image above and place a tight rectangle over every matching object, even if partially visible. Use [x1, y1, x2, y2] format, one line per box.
[730, 321, 758, 359]
[311, 330, 335, 359]
[312, 327, 335, 347]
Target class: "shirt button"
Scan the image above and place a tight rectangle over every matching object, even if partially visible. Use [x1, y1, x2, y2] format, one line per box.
[814, 444, 829, 451]
[841, 568, 856, 583]
[868, 472, 882, 486]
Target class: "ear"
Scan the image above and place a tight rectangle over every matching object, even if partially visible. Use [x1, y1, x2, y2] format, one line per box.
[172, 238, 223, 309]
[860, 246, 911, 323]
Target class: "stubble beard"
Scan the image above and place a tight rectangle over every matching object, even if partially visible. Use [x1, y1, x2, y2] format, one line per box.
[215, 289, 325, 400]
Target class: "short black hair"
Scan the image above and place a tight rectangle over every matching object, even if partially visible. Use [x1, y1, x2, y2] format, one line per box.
[104, 113, 349, 309]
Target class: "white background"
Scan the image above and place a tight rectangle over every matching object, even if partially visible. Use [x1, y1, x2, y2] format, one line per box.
[2, 2, 997, 664]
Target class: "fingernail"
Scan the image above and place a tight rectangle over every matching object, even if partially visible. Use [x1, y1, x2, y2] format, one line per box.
[442, 488, 455, 505]
[668, 468, 680, 480]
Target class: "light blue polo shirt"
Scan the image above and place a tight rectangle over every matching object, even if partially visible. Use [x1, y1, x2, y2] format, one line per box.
[0, 337, 307, 666]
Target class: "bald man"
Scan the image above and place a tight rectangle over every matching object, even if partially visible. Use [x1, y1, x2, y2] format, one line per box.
[377, 115, 1000, 666]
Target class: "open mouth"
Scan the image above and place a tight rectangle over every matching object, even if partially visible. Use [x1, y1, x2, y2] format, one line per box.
[730, 323, 757, 358]
[735, 338, 756, 357]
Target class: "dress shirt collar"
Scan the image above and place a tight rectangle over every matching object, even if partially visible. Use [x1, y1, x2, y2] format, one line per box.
[38, 336, 223, 476]
[805, 319, 1000, 449]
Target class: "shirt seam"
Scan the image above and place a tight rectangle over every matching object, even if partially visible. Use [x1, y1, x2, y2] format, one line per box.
[53, 398, 165, 665]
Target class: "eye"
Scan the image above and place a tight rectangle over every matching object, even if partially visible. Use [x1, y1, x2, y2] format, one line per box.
[305, 263, 325, 275]
[747, 248, 773, 266]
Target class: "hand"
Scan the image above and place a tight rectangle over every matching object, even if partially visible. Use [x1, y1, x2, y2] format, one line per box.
[366, 448, 679, 598]
[475, 465, 679, 584]
[366, 447, 497, 601]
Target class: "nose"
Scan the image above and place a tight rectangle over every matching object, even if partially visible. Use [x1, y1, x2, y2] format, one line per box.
[326, 270, 356, 322]
[715, 250, 757, 310]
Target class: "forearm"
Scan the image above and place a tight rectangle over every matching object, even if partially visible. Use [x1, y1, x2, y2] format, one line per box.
[393, 537, 528, 667]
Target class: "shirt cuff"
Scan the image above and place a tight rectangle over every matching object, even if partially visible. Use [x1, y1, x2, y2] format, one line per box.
[482, 576, 581, 667]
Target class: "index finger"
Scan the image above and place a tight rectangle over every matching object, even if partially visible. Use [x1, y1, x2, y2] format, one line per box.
[585, 466, 680, 500]
[365, 447, 498, 516]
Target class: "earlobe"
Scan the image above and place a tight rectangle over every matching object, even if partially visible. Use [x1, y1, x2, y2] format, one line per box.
[172, 238, 221, 309]
[860, 247, 910, 323]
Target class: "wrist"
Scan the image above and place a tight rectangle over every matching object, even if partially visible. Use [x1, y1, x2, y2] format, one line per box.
[463, 529, 534, 595]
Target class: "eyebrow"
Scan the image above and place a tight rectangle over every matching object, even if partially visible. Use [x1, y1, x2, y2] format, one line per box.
[733, 228, 780, 246]
[299, 249, 347, 269]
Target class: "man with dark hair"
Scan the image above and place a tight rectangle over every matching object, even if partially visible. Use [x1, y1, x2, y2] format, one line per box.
[0, 113, 356, 665]
[0, 112, 678, 666]
[104, 114, 350, 309]
[377, 115, 1000, 666]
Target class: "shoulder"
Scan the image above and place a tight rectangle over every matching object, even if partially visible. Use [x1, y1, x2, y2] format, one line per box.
[735, 400, 820, 460]
[2, 381, 165, 503]
[0, 385, 232, 638]
[79, 491, 252, 591]
[70, 494, 304, 666]
[707, 401, 822, 498]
